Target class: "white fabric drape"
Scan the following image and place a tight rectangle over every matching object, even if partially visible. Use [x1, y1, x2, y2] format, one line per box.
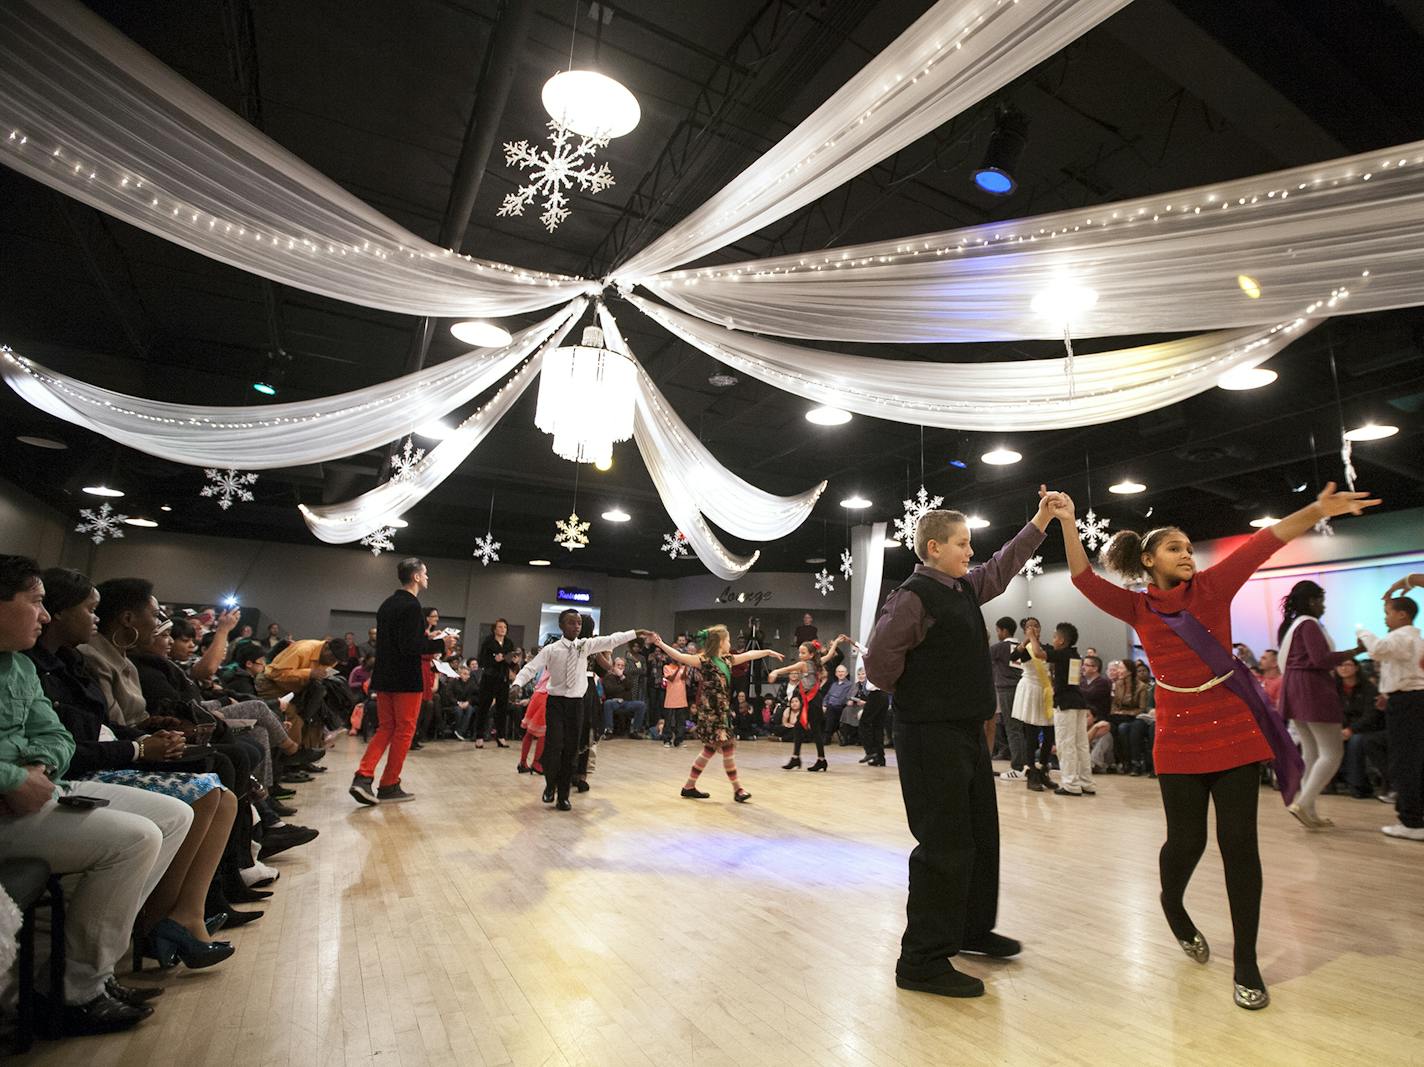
[0, 0, 593, 318]
[612, 0, 1131, 282]
[627, 295, 1316, 431]
[639, 138, 1424, 341]
[850, 522, 888, 651]
[299, 330, 573, 543]
[1, 302, 584, 469]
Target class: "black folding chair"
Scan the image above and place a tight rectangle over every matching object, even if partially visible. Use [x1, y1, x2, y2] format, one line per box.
[0, 858, 64, 1052]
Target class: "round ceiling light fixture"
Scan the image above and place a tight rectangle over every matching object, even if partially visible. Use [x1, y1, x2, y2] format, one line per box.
[123, 517, 158, 528]
[388, 518, 409, 529]
[965, 515, 991, 530]
[1217, 366, 1277, 390]
[1343, 422, 1398, 442]
[981, 448, 1022, 466]
[1031, 283, 1098, 323]
[449, 320, 512, 348]
[542, 70, 641, 139]
[840, 494, 872, 509]
[1249, 516, 1280, 528]
[883, 537, 902, 549]
[82, 485, 125, 498]
[805, 406, 852, 426]
[1237, 274, 1262, 299]
[16, 435, 67, 450]
[415, 420, 454, 441]
[1109, 479, 1146, 495]
[601, 508, 631, 523]
[528, 559, 552, 567]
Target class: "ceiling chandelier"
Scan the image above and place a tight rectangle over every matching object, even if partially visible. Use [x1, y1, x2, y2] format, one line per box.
[534, 323, 636, 466]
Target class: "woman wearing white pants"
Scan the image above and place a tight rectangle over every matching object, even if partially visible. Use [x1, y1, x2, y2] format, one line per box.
[1277, 581, 1363, 829]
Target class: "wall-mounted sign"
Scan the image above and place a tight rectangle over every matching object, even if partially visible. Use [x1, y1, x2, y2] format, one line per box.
[714, 586, 773, 606]
[556, 586, 593, 603]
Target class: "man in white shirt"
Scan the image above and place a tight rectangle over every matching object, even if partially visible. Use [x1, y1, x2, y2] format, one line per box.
[512, 609, 649, 809]
[1358, 594, 1424, 841]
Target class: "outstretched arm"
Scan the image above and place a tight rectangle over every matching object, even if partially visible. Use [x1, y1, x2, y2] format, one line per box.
[728, 648, 783, 667]
[1049, 490, 1137, 621]
[1273, 482, 1380, 544]
[647, 632, 700, 668]
[1383, 573, 1424, 599]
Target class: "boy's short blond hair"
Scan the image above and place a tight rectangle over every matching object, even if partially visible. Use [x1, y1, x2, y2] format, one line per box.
[915, 509, 968, 562]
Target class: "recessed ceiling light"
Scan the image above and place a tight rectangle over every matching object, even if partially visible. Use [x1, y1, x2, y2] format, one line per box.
[1292, 482, 1307, 493]
[415, 420, 454, 441]
[981, 448, 1021, 466]
[1237, 274, 1262, 299]
[883, 537, 902, 549]
[528, 559, 552, 567]
[1249, 516, 1280, 528]
[601, 508, 630, 522]
[82, 485, 124, 498]
[1217, 367, 1277, 390]
[594, 456, 612, 472]
[630, 568, 650, 576]
[805, 406, 852, 426]
[16, 435, 67, 450]
[1109, 480, 1146, 495]
[449, 320, 512, 348]
[805, 556, 827, 564]
[708, 372, 738, 388]
[1343, 422, 1398, 442]
[159, 505, 172, 512]
[251, 381, 276, 396]
[123, 517, 158, 528]
[388, 518, 409, 529]
[948, 459, 968, 469]
[840, 495, 872, 509]
[965, 515, 991, 529]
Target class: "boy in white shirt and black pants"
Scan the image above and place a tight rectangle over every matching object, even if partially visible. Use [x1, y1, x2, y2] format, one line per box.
[1358, 590, 1424, 841]
[511, 609, 649, 810]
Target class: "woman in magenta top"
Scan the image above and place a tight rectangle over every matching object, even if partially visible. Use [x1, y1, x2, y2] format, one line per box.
[1050, 482, 1377, 1012]
[1276, 580, 1364, 830]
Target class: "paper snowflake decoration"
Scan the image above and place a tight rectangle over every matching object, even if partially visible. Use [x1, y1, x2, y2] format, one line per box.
[361, 526, 396, 556]
[200, 468, 258, 510]
[1020, 555, 1043, 580]
[1076, 508, 1111, 552]
[499, 120, 615, 233]
[894, 485, 944, 550]
[839, 548, 854, 580]
[391, 437, 425, 484]
[473, 532, 501, 566]
[76, 502, 126, 544]
[662, 530, 690, 559]
[814, 568, 835, 597]
[556, 511, 590, 551]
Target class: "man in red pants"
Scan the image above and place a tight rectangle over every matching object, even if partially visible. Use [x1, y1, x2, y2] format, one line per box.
[350, 557, 451, 805]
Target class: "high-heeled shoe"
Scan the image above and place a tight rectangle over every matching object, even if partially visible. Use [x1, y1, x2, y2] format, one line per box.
[143, 918, 235, 970]
[495, 739, 509, 748]
[205, 913, 228, 936]
[807, 759, 828, 772]
[517, 761, 531, 774]
[782, 756, 801, 770]
[1233, 983, 1270, 1010]
[1178, 931, 1210, 964]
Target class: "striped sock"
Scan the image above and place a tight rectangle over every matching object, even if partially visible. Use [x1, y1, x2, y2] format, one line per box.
[685, 745, 715, 789]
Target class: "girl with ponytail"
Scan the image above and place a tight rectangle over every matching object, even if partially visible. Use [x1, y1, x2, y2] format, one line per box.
[1275, 580, 1366, 831]
[768, 634, 852, 771]
[1050, 481, 1379, 1012]
[647, 625, 782, 802]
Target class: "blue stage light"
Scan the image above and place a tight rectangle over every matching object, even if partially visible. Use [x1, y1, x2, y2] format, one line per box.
[973, 168, 1015, 195]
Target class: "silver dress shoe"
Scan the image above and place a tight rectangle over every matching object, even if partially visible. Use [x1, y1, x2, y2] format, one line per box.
[1178, 932, 1210, 964]
[1233, 983, 1270, 1010]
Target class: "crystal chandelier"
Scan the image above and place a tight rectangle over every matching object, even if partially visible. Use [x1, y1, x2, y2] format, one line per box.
[534, 324, 636, 466]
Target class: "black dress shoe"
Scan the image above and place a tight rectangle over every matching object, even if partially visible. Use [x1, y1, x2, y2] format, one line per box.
[962, 932, 1022, 958]
[105, 977, 163, 1005]
[541, 787, 555, 803]
[258, 825, 319, 860]
[49, 991, 152, 1035]
[220, 908, 264, 928]
[279, 770, 313, 783]
[270, 785, 297, 799]
[556, 799, 572, 811]
[269, 799, 298, 817]
[574, 779, 590, 793]
[227, 885, 273, 902]
[681, 787, 710, 799]
[895, 964, 985, 998]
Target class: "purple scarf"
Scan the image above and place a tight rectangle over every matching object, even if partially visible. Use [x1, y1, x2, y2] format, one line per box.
[1148, 606, 1303, 805]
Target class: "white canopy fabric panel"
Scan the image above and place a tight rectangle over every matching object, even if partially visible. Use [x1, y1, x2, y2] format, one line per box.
[0, 0, 594, 318]
[637, 139, 1424, 341]
[612, 0, 1131, 283]
[850, 522, 888, 652]
[1, 301, 584, 469]
[299, 332, 573, 544]
[628, 294, 1317, 432]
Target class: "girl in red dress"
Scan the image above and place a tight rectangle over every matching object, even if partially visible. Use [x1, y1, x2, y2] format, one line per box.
[1051, 482, 1378, 1011]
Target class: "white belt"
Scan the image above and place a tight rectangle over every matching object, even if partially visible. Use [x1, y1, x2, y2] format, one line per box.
[1156, 673, 1232, 695]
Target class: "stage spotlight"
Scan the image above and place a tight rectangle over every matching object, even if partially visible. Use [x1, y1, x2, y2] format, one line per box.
[973, 108, 1028, 196]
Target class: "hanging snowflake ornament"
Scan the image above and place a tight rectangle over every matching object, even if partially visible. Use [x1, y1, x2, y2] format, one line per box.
[555, 511, 591, 551]
[894, 485, 944, 551]
[360, 526, 396, 556]
[200, 467, 258, 510]
[1020, 555, 1043, 580]
[390, 437, 425, 484]
[472, 532, 501, 566]
[662, 530, 690, 560]
[499, 120, 615, 233]
[839, 548, 854, 580]
[814, 568, 835, 597]
[75, 502, 127, 544]
[1076, 508, 1111, 552]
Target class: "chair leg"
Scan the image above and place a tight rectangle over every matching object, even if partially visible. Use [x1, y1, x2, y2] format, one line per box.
[46, 876, 65, 1038]
[15, 903, 35, 1053]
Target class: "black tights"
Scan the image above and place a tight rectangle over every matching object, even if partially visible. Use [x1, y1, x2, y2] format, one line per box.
[793, 701, 825, 759]
[1157, 763, 1263, 988]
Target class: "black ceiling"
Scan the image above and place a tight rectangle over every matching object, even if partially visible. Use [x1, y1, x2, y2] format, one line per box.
[2, 0, 1422, 583]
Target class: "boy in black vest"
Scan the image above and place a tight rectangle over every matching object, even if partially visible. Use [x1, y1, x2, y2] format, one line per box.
[865, 488, 1064, 998]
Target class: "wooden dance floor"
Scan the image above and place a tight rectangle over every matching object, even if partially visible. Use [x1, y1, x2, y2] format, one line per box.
[18, 737, 1424, 1067]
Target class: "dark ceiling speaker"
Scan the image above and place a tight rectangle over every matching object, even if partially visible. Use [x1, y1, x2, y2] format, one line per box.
[973, 107, 1029, 195]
